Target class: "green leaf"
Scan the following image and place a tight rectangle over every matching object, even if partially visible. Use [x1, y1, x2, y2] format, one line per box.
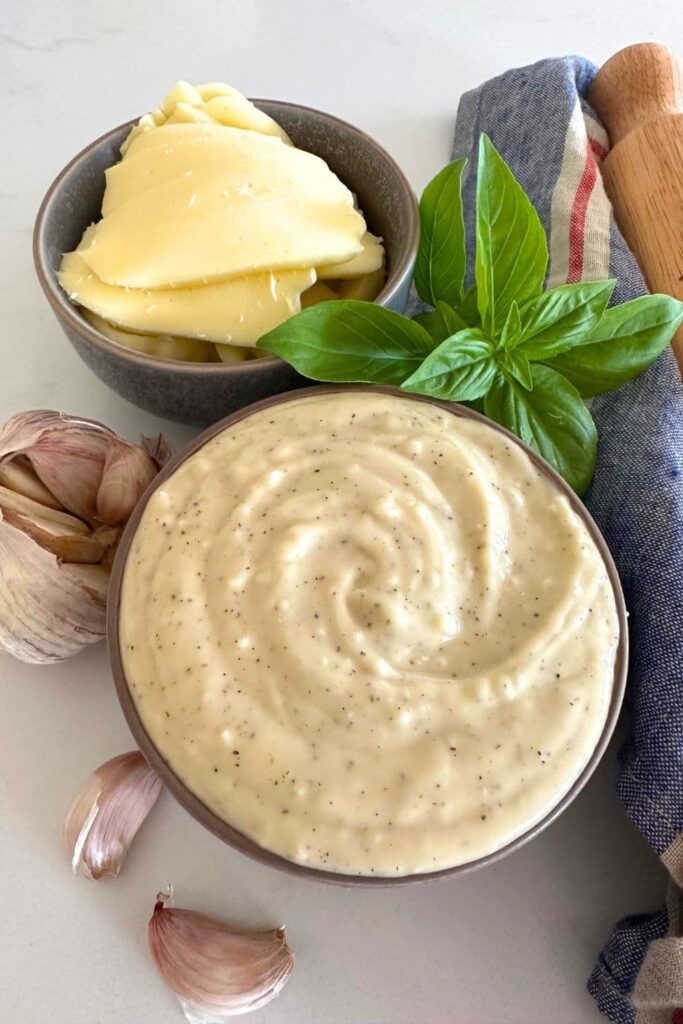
[475, 134, 548, 335]
[414, 301, 468, 344]
[511, 280, 615, 359]
[462, 396, 486, 414]
[484, 364, 597, 494]
[414, 160, 467, 307]
[500, 348, 533, 390]
[500, 301, 522, 348]
[258, 300, 433, 385]
[401, 328, 497, 402]
[458, 285, 481, 327]
[544, 294, 683, 396]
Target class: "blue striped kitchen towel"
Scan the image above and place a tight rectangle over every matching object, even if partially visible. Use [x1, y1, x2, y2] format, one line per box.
[441, 56, 683, 1024]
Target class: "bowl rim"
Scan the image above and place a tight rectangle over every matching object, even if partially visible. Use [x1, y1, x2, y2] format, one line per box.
[32, 100, 419, 374]
[107, 384, 629, 887]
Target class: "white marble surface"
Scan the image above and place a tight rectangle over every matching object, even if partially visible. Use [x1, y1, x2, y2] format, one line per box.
[1, 1, 679, 1021]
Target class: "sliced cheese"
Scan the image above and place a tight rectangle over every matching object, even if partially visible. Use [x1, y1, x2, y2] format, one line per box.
[83, 312, 220, 362]
[58, 78, 381, 362]
[215, 343, 266, 364]
[317, 231, 385, 280]
[300, 281, 340, 307]
[59, 248, 316, 345]
[160, 81, 204, 114]
[196, 82, 234, 102]
[164, 102, 214, 127]
[102, 124, 343, 215]
[80, 125, 365, 288]
[121, 80, 290, 155]
[337, 267, 386, 301]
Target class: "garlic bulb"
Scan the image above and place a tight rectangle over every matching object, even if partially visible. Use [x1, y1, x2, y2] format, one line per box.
[64, 751, 162, 879]
[0, 411, 170, 664]
[149, 888, 294, 1020]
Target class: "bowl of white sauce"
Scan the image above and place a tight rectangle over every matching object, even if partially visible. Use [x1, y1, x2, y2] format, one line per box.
[108, 386, 627, 885]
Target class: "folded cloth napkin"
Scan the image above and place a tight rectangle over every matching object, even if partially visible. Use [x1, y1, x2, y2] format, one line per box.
[422, 55, 683, 1024]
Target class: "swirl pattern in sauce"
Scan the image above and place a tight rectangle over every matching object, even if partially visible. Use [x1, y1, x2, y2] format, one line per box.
[119, 391, 619, 875]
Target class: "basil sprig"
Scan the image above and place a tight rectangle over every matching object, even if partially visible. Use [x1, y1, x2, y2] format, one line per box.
[260, 133, 683, 494]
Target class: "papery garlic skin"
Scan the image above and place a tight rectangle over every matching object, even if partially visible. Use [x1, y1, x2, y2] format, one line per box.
[0, 410, 170, 664]
[142, 433, 174, 469]
[1, 410, 109, 522]
[0, 512, 107, 662]
[64, 751, 162, 879]
[0, 410, 161, 525]
[149, 889, 294, 1020]
[97, 439, 158, 525]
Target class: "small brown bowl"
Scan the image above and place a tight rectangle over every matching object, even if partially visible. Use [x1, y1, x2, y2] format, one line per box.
[33, 102, 419, 427]
[108, 386, 628, 886]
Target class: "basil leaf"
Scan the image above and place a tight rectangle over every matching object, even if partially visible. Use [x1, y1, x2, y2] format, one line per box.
[258, 300, 433, 385]
[544, 294, 683, 396]
[500, 348, 533, 390]
[414, 160, 467, 307]
[458, 285, 481, 326]
[484, 364, 597, 494]
[475, 134, 548, 335]
[414, 301, 468, 344]
[511, 280, 615, 359]
[500, 301, 522, 348]
[401, 328, 497, 401]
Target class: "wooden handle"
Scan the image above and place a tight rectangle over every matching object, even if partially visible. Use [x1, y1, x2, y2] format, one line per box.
[589, 43, 683, 370]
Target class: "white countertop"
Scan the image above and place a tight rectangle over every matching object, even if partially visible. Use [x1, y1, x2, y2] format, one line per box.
[1, 2, 677, 1021]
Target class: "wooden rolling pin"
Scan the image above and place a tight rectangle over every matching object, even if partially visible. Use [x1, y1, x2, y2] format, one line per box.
[589, 43, 683, 370]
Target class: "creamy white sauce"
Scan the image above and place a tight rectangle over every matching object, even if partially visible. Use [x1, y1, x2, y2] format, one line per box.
[119, 391, 619, 876]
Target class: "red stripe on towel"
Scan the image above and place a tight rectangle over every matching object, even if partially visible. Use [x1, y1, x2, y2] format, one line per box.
[567, 137, 607, 282]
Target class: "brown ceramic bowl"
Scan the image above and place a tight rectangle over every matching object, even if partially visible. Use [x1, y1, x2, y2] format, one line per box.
[33, 102, 419, 427]
[108, 385, 628, 886]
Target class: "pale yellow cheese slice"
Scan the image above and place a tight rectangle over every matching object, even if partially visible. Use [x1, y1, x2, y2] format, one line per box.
[101, 124, 345, 215]
[300, 281, 340, 307]
[59, 248, 316, 345]
[121, 80, 290, 155]
[317, 231, 385, 279]
[80, 126, 365, 288]
[337, 267, 387, 301]
[160, 81, 204, 115]
[83, 312, 220, 362]
[215, 343, 267, 364]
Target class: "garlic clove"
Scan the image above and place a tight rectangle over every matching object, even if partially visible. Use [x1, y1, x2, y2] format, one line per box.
[64, 751, 162, 880]
[0, 512, 107, 663]
[26, 518, 118, 563]
[28, 428, 110, 523]
[0, 483, 90, 534]
[96, 438, 158, 526]
[0, 410, 111, 522]
[149, 888, 294, 1021]
[0, 410, 169, 526]
[0, 486, 120, 564]
[0, 455, 64, 509]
